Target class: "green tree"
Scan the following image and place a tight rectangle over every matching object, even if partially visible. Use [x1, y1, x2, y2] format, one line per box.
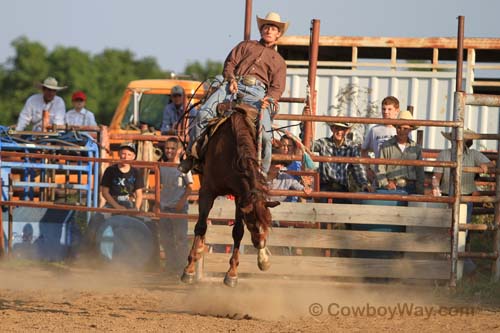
[0, 36, 50, 125]
[185, 59, 223, 82]
[93, 49, 167, 124]
[0, 36, 203, 126]
[47, 46, 99, 116]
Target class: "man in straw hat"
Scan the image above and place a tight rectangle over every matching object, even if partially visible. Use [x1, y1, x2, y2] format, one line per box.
[180, 12, 289, 175]
[311, 121, 371, 204]
[16, 76, 67, 131]
[432, 129, 492, 198]
[432, 129, 493, 275]
[377, 110, 424, 195]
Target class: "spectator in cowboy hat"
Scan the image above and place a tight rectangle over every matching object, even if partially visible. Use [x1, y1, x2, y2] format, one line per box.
[180, 11, 289, 176]
[311, 121, 371, 204]
[432, 128, 493, 199]
[432, 129, 494, 275]
[65, 91, 98, 127]
[16, 76, 67, 131]
[377, 110, 424, 195]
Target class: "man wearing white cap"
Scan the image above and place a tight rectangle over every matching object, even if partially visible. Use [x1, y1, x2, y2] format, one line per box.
[180, 12, 289, 175]
[16, 76, 67, 131]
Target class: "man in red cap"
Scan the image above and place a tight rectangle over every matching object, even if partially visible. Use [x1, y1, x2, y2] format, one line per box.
[65, 91, 97, 127]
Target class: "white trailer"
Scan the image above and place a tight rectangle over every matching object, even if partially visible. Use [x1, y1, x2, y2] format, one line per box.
[276, 35, 500, 151]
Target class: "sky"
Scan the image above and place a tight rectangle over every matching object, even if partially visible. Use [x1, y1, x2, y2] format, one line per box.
[1, 0, 499, 74]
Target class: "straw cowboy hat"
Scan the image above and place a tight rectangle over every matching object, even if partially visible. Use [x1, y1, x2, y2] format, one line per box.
[38, 77, 67, 91]
[326, 121, 353, 129]
[441, 128, 476, 141]
[256, 12, 289, 35]
[397, 110, 419, 130]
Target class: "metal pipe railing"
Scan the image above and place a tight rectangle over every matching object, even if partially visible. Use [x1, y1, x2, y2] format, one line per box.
[273, 114, 460, 128]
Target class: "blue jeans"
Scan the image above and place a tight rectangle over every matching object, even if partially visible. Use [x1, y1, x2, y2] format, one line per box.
[159, 208, 189, 273]
[192, 82, 272, 173]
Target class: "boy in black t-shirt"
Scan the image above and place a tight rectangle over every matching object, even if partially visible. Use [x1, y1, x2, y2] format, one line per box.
[101, 142, 145, 210]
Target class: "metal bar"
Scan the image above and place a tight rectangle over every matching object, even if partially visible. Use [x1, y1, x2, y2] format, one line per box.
[450, 91, 466, 287]
[272, 153, 456, 168]
[310, 19, 320, 143]
[0, 200, 158, 217]
[277, 35, 500, 49]
[268, 190, 453, 203]
[459, 251, 498, 260]
[273, 114, 460, 127]
[284, 59, 461, 69]
[108, 134, 176, 142]
[459, 224, 497, 231]
[12, 182, 89, 190]
[1, 151, 178, 168]
[492, 113, 500, 281]
[244, 0, 252, 41]
[460, 196, 497, 203]
[0, 178, 4, 258]
[464, 133, 500, 140]
[2, 162, 91, 171]
[0, 143, 89, 151]
[279, 97, 306, 103]
[465, 93, 500, 107]
[9, 131, 61, 136]
[8, 174, 13, 254]
[4, 148, 461, 200]
[154, 165, 161, 216]
[93, 150, 99, 208]
[456, 16, 465, 92]
[463, 166, 496, 173]
[302, 19, 320, 149]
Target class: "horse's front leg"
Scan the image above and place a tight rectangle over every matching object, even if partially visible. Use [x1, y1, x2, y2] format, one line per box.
[255, 225, 271, 272]
[247, 217, 271, 272]
[224, 207, 244, 287]
[181, 192, 215, 284]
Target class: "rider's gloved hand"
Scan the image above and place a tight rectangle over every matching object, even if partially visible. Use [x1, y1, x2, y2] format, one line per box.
[229, 79, 238, 94]
[261, 96, 273, 111]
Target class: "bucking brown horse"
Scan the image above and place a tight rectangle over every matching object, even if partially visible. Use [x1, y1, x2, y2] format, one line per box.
[181, 103, 279, 287]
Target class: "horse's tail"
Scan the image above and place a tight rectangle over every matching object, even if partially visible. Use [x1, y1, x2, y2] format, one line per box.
[231, 109, 268, 201]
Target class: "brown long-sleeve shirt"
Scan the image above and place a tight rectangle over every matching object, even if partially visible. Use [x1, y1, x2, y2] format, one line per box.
[223, 40, 287, 102]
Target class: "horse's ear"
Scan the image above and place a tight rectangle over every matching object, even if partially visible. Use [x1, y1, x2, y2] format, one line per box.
[265, 201, 280, 208]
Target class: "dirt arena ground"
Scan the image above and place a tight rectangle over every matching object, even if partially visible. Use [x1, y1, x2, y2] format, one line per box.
[1, 262, 500, 332]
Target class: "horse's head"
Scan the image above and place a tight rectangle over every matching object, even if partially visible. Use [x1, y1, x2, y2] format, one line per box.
[241, 198, 280, 249]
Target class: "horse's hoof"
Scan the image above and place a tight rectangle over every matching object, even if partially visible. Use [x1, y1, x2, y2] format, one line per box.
[257, 260, 271, 271]
[257, 247, 271, 271]
[181, 271, 196, 284]
[223, 273, 238, 288]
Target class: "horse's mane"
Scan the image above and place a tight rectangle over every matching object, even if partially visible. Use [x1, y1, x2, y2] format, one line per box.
[231, 110, 269, 203]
